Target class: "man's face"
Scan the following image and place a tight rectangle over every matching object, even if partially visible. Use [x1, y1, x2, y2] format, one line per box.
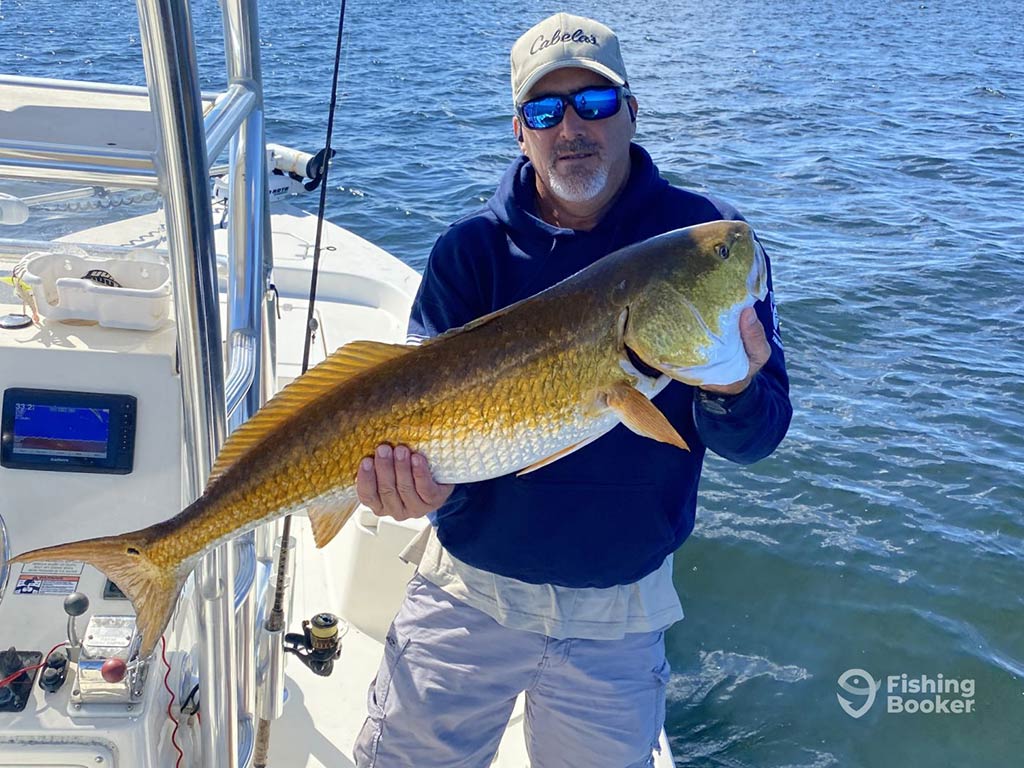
[514, 68, 637, 208]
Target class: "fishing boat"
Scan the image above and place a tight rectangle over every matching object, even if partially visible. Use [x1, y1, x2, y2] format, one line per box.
[0, 1, 674, 765]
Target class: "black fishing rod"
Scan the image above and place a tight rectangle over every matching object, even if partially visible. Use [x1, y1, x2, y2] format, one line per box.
[253, 0, 348, 765]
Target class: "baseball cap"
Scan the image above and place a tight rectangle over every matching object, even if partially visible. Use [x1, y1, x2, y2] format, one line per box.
[511, 13, 628, 105]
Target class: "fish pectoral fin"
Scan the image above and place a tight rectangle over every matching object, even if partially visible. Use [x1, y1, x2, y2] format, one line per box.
[516, 435, 601, 476]
[306, 492, 361, 549]
[208, 340, 414, 485]
[603, 383, 690, 451]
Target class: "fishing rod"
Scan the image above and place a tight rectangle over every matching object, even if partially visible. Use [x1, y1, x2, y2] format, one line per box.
[252, 0, 348, 765]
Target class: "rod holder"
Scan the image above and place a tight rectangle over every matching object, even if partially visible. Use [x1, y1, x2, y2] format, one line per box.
[255, 625, 286, 721]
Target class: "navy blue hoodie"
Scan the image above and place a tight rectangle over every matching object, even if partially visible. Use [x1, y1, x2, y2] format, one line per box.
[408, 144, 791, 588]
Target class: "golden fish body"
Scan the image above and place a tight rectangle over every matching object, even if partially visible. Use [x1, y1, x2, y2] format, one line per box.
[13, 219, 764, 656]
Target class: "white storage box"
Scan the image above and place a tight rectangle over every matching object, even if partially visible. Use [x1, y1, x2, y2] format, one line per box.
[20, 250, 171, 331]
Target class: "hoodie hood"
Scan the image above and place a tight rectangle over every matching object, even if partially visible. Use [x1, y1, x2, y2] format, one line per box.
[486, 143, 669, 254]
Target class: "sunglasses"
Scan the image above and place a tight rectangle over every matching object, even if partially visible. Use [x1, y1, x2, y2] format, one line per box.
[517, 86, 630, 131]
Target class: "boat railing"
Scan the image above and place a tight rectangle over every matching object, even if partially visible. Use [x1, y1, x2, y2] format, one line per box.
[0, 0, 274, 764]
[0, 75, 251, 189]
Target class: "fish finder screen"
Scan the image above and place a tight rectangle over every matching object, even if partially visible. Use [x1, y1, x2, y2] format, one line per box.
[12, 403, 111, 459]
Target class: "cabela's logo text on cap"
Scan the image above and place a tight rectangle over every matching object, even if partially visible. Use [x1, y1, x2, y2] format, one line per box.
[510, 13, 628, 105]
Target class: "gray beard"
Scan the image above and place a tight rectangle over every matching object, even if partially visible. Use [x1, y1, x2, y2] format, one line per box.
[545, 163, 610, 204]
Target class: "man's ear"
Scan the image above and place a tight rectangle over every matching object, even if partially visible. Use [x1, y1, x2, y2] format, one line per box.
[512, 115, 524, 143]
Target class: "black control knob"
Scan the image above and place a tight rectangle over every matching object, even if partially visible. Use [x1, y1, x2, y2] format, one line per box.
[39, 666, 65, 693]
[46, 648, 69, 671]
[63, 592, 90, 617]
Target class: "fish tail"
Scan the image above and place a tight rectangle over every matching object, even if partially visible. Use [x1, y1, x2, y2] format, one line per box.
[12, 531, 190, 659]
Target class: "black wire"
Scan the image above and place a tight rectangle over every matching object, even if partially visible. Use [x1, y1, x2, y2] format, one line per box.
[179, 683, 200, 714]
[300, 0, 348, 378]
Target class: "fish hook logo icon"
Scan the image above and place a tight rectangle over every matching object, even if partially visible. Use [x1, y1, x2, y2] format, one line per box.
[837, 669, 879, 719]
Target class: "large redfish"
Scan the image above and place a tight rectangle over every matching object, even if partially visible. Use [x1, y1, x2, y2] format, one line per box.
[12, 220, 766, 656]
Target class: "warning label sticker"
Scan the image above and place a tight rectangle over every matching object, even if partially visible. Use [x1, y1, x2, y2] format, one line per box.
[19, 561, 84, 577]
[14, 574, 81, 596]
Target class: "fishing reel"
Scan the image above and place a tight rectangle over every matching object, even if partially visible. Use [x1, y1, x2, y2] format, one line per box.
[282, 613, 344, 677]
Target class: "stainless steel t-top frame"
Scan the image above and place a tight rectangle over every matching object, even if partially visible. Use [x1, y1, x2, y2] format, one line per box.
[0, 1, 275, 765]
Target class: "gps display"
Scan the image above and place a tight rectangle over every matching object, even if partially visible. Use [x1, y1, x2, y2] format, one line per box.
[1, 388, 136, 474]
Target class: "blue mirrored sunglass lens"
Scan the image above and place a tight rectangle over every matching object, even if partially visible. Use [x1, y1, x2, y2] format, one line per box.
[519, 87, 623, 129]
[573, 88, 621, 119]
[522, 97, 565, 129]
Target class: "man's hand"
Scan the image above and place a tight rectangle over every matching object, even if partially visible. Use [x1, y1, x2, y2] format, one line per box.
[700, 307, 772, 396]
[356, 444, 455, 521]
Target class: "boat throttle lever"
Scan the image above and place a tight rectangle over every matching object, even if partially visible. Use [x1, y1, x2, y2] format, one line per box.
[63, 592, 89, 660]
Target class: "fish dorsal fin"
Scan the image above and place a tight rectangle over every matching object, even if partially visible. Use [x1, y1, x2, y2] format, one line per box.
[208, 340, 412, 485]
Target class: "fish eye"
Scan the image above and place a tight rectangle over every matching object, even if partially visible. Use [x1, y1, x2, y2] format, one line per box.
[716, 243, 730, 260]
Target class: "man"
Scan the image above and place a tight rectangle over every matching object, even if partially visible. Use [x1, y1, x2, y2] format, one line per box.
[353, 12, 791, 768]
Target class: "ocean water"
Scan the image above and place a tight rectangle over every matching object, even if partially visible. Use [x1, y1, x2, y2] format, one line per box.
[2, 1, 1022, 766]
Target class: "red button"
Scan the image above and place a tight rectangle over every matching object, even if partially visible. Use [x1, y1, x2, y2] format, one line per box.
[101, 658, 127, 683]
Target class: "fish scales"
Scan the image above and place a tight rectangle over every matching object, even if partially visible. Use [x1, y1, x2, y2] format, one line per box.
[11, 220, 765, 656]
[167, 290, 617, 564]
